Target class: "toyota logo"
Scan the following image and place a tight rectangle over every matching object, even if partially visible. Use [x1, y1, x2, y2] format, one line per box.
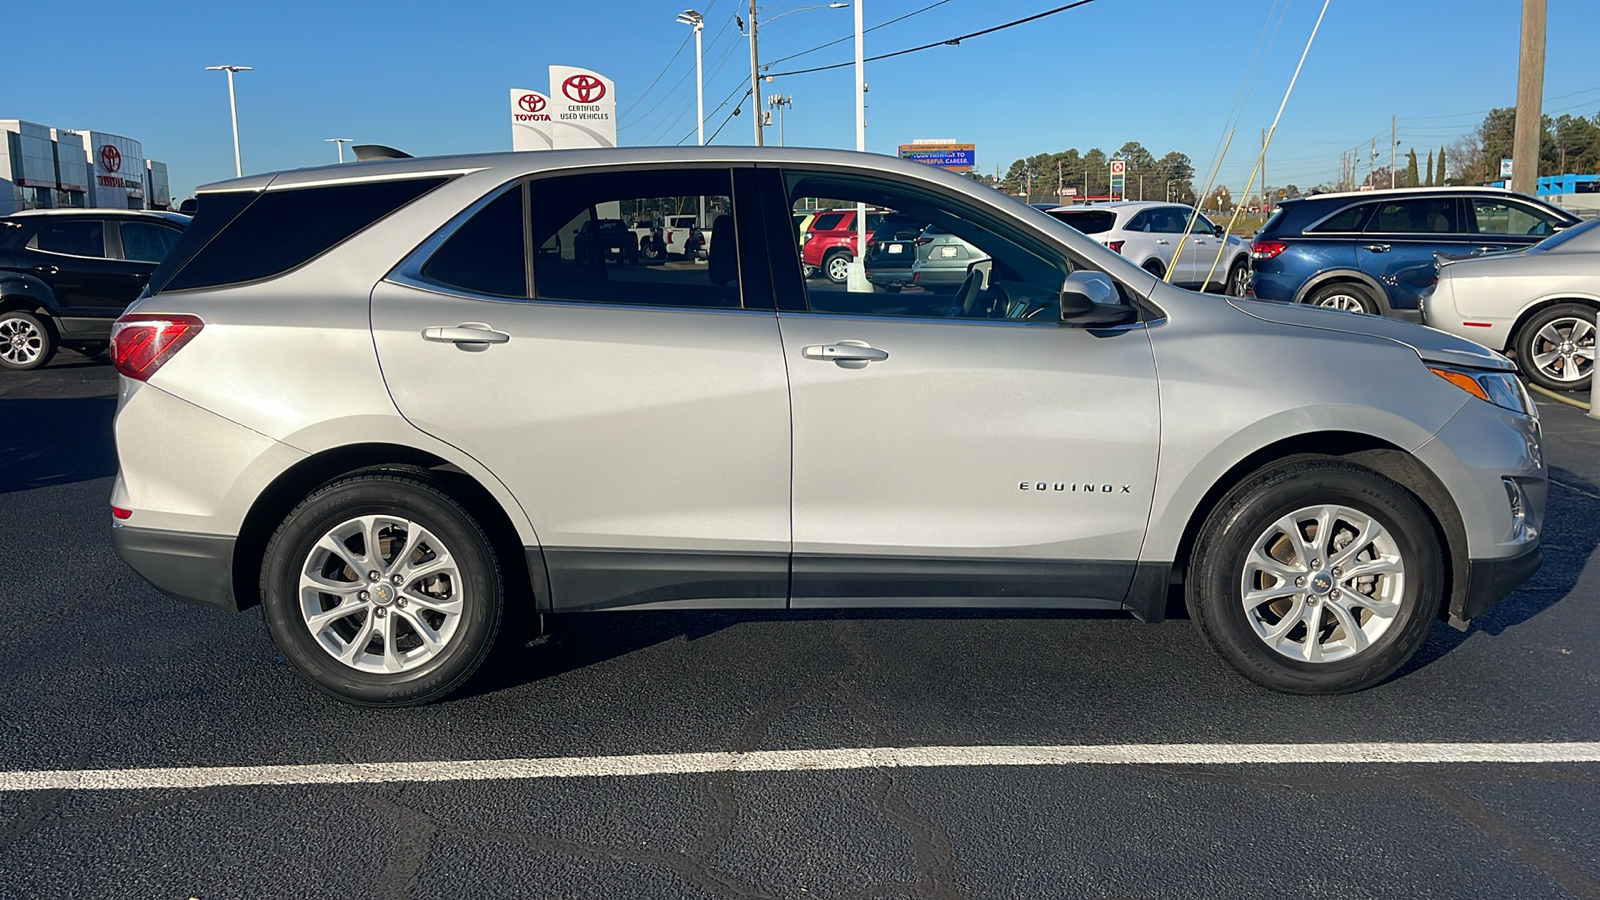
[562, 74, 606, 104]
[100, 145, 122, 173]
[518, 93, 546, 113]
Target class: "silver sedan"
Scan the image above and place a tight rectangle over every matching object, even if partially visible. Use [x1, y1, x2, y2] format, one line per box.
[1424, 216, 1599, 392]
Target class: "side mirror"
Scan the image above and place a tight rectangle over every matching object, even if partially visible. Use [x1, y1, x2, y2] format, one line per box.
[1213, 224, 1227, 238]
[1059, 271, 1136, 326]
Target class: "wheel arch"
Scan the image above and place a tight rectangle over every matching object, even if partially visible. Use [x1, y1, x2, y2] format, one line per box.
[1168, 432, 1467, 623]
[231, 442, 546, 615]
[1292, 269, 1391, 314]
[1505, 295, 1600, 353]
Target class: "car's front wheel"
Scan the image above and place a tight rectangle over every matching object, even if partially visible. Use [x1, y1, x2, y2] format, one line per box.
[261, 472, 504, 706]
[1514, 303, 1594, 392]
[0, 310, 55, 371]
[1186, 457, 1443, 694]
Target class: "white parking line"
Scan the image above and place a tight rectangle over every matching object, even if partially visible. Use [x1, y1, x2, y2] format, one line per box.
[4, 743, 1599, 792]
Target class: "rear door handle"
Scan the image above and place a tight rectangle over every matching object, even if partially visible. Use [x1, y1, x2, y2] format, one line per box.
[1364, 243, 1390, 253]
[31, 265, 58, 275]
[422, 323, 511, 345]
[1475, 245, 1509, 253]
[1155, 239, 1170, 245]
[802, 341, 888, 362]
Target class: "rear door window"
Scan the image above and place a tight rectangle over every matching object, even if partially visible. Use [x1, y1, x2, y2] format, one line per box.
[1368, 198, 1459, 234]
[422, 184, 528, 298]
[119, 221, 184, 263]
[156, 176, 449, 293]
[31, 220, 106, 257]
[1049, 209, 1118, 234]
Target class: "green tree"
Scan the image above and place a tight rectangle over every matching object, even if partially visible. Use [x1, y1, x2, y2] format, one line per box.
[1152, 151, 1196, 202]
[1437, 145, 1447, 184]
[1281, 184, 1302, 199]
[1405, 149, 1420, 187]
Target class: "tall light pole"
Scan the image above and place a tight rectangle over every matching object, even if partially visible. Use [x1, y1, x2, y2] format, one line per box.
[324, 138, 353, 164]
[767, 94, 793, 145]
[744, 3, 848, 146]
[205, 65, 252, 177]
[676, 10, 705, 147]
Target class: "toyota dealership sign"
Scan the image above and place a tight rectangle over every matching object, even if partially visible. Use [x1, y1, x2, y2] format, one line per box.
[548, 65, 616, 149]
[509, 89, 554, 150]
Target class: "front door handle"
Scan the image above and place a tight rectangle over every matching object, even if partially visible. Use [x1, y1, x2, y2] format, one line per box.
[422, 323, 511, 345]
[1364, 243, 1390, 253]
[31, 265, 58, 275]
[1155, 239, 1170, 245]
[802, 341, 888, 363]
[1475, 245, 1508, 253]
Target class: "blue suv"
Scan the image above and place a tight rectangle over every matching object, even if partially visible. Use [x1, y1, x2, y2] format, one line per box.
[1248, 187, 1578, 320]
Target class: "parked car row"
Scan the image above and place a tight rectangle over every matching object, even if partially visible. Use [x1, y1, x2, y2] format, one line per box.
[0, 209, 189, 370]
[1248, 185, 1592, 391]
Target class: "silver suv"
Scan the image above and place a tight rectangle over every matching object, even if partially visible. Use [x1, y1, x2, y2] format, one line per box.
[110, 148, 1545, 706]
[1047, 201, 1251, 296]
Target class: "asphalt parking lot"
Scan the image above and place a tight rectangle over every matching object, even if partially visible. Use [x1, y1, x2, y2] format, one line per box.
[3, 355, 1599, 899]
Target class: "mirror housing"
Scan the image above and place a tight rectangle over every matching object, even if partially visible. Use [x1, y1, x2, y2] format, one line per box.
[1212, 223, 1227, 238]
[1059, 271, 1136, 326]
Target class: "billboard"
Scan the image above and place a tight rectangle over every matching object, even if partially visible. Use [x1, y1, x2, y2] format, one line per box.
[510, 89, 554, 150]
[550, 65, 617, 150]
[898, 142, 976, 172]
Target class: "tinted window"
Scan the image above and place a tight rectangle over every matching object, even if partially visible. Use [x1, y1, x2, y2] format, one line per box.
[809, 212, 846, 232]
[789, 173, 1068, 321]
[159, 177, 448, 293]
[32, 220, 105, 257]
[1309, 203, 1374, 233]
[530, 168, 740, 309]
[423, 185, 527, 298]
[1146, 207, 1191, 234]
[871, 214, 927, 240]
[1369, 198, 1458, 234]
[119, 221, 184, 263]
[1467, 198, 1562, 237]
[1187, 212, 1218, 233]
[1529, 215, 1600, 253]
[1050, 209, 1117, 234]
[148, 190, 256, 294]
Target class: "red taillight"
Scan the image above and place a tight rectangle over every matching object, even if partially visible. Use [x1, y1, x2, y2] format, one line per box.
[112, 506, 132, 520]
[1104, 240, 1125, 254]
[110, 314, 203, 381]
[914, 237, 933, 246]
[1250, 239, 1288, 260]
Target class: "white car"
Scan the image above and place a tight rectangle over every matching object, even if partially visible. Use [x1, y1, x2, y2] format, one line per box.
[1047, 201, 1251, 296]
[1423, 215, 1598, 392]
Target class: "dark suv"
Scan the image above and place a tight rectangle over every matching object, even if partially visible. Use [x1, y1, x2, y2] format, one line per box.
[1248, 188, 1578, 320]
[0, 209, 188, 369]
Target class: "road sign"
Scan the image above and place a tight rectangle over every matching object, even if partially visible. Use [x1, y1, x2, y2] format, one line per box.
[1500, 158, 1514, 178]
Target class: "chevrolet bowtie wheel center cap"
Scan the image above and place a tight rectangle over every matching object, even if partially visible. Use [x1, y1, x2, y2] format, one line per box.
[370, 582, 396, 606]
[1309, 572, 1334, 595]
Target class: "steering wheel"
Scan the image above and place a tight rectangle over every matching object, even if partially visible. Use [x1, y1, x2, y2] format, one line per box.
[953, 268, 984, 317]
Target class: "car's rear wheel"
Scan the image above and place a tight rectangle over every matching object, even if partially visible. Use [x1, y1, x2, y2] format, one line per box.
[1186, 457, 1443, 694]
[0, 310, 55, 371]
[824, 251, 852, 284]
[261, 473, 504, 706]
[1226, 259, 1250, 297]
[1514, 303, 1594, 392]
[1305, 282, 1378, 314]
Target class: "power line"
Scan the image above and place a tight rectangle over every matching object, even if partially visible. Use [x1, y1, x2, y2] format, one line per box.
[621, 31, 693, 118]
[762, 0, 955, 69]
[766, 0, 1101, 78]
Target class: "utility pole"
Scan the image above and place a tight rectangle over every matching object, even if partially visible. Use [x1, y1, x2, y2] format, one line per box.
[1057, 160, 1062, 202]
[1512, 0, 1546, 195]
[1260, 128, 1267, 213]
[1390, 115, 1397, 188]
[747, 0, 763, 146]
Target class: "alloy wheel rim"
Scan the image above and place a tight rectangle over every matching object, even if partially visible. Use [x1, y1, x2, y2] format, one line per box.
[828, 257, 850, 280]
[299, 514, 465, 674]
[1529, 316, 1595, 384]
[1316, 294, 1366, 313]
[1230, 266, 1250, 297]
[1239, 504, 1406, 663]
[0, 317, 43, 366]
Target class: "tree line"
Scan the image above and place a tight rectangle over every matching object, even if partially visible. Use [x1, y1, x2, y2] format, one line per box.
[976, 142, 1196, 204]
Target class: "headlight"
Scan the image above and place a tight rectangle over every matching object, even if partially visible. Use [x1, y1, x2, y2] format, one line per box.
[1428, 366, 1537, 417]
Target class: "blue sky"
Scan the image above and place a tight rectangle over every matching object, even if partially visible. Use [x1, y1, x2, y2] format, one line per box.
[8, 0, 1598, 200]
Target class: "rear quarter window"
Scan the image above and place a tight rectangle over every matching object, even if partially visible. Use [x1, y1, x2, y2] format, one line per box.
[1048, 209, 1117, 234]
[153, 176, 449, 293]
[809, 212, 846, 232]
[1306, 203, 1374, 233]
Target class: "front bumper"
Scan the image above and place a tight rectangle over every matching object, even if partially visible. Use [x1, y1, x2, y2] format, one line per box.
[113, 524, 238, 611]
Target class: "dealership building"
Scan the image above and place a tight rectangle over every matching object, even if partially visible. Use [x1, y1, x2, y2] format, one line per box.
[0, 119, 171, 215]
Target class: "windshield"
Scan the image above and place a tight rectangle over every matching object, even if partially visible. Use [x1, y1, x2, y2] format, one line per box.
[1528, 215, 1600, 253]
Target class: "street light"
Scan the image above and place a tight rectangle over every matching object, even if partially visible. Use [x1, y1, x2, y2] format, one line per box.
[676, 10, 705, 147]
[741, 2, 848, 146]
[204, 65, 252, 178]
[324, 138, 353, 164]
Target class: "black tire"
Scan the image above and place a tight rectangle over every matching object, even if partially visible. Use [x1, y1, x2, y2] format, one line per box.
[1305, 281, 1379, 315]
[1142, 259, 1166, 279]
[1513, 302, 1595, 393]
[261, 473, 504, 707]
[1185, 456, 1443, 694]
[1226, 258, 1251, 297]
[824, 250, 852, 284]
[0, 310, 56, 371]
